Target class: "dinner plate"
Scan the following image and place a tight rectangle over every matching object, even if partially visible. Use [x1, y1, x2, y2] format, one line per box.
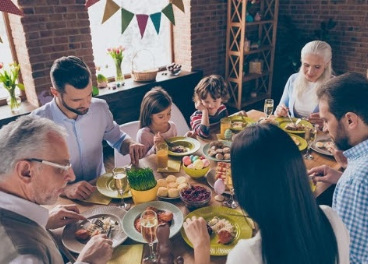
[181, 206, 253, 256]
[202, 140, 232, 162]
[96, 172, 132, 199]
[206, 169, 230, 195]
[122, 201, 183, 243]
[275, 117, 313, 134]
[62, 206, 127, 253]
[167, 137, 201, 157]
[311, 137, 334, 156]
[288, 133, 308, 151]
[228, 115, 256, 132]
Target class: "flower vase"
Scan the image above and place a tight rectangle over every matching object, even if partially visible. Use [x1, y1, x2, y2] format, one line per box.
[114, 60, 124, 85]
[6, 93, 21, 113]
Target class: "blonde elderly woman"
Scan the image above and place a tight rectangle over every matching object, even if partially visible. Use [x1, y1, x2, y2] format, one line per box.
[275, 40, 333, 127]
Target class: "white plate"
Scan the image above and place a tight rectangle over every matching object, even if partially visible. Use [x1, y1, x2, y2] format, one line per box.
[167, 137, 201, 157]
[206, 169, 230, 195]
[202, 141, 232, 162]
[311, 137, 334, 157]
[62, 206, 127, 253]
[122, 201, 183, 243]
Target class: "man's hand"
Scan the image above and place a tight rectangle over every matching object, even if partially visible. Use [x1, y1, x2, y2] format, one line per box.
[46, 204, 85, 229]
[326, 145, 348, 169]
[63, 181, 96, 200]
[128, 141, 146, 165]
[76, 234, 113, 264]
[274, 104, 288, 117]
[308, 165, 342, 184]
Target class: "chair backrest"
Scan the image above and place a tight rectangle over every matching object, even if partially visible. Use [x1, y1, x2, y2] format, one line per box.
[171, 103, 190, 136]
[114, 120, 140, 167]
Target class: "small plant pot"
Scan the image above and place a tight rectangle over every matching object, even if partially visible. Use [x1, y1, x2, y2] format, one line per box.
[130, 184, 158, 204]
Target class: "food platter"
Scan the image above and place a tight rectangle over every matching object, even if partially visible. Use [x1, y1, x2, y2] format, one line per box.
[288, 133, 308, 151]
[275, 117, 313, 134]
[181, 206, 253, 256]
[122, 201, 183, 243]
[206, 169, 230, 195]
[228, 115, 255, 132]
[62, 206, 127, 253]
[311, 137, 334, 156]
[202, 141, 232, 162]
[96, 172, 132, 199]
[166, 137, 201, 157]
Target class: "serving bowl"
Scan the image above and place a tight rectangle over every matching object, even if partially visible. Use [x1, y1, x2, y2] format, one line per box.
[183, 164, 210, 179]
[180, 185, 212, 209]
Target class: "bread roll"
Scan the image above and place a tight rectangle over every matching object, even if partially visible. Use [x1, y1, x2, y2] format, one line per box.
[178, 182, 188, 191]
[176, 176, 187, 185]
[166, 175, 177, 183]
[157, 179, 168, 187]
[168, 182, 178, 189]
[157, 187, 168, 197]
[168, 188, 179, 198]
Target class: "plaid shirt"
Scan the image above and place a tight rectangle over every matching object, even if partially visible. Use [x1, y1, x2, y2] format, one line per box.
[333, 139, 368, 264]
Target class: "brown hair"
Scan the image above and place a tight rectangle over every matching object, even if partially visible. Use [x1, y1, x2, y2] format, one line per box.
[139, 87, 173, 128]
[193, 75, 230, 103]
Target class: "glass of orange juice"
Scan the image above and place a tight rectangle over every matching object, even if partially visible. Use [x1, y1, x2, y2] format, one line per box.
[156, 142, 168, 170]
[220, 117, 231, 139]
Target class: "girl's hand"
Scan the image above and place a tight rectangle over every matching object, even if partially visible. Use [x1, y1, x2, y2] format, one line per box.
[195, 101, 206, 111]
[275, 104, 288, 117]
[154, 132, 164, 146]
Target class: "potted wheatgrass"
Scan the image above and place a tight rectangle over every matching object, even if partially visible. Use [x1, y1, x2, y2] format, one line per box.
[126, 168, 158, 204]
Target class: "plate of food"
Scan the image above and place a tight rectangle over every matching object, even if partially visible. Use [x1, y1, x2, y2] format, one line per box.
[228, 115, 255, 132]
[206, 164, 231, 195]
[288, 133, 308, 151]
[275, 117, 313, 134]
[311, 138, 335, 156]
[96, 172, 132, 199]
[181, 206, 253, 256]
[62, 206, 127, 253]
[166, 137, 201, 157]
[203, 141, 231, 162]
[122, 201, 183, 243]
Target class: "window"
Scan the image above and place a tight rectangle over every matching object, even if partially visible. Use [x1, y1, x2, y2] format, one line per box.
[88, 0, 172, 79]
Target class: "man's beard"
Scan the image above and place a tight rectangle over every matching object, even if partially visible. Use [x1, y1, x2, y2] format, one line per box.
[333, 121, 351, 151]
[61, 97, 89, 116]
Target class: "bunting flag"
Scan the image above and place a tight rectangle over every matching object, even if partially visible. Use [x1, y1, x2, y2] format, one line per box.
[136, 14, 149, 39]
[0, 35, 3, 43]
[101, 0, 120, 24]
[162, 4, 175, 26]
[172, 0, 185, 13]
[0, 0, 23, 16]
[121, 8, 134, 35]
[150, 12, 161, 34]
[85, 0, 100, 8]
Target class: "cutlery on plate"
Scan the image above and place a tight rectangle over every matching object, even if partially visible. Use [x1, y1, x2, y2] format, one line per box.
[228, 212, 255, 230]
[164, 138, 175, 147]
[106, 226, 113, 239]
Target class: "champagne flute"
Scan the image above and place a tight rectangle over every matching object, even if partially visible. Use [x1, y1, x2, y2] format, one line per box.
[303, 125, 318, 160]
[141, 210, 158, 263]
[264, 99, 274, 119]
[113, 167, 130, 210]
[223, 174, 238, 209]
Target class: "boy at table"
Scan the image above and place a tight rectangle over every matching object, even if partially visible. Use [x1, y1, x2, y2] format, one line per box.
[309, 72, 368, 263]
[0, 116, 113, 263]
[31, 56, 145, 200]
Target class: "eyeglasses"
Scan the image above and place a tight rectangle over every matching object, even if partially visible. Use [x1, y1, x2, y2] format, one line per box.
[25, 158, 72, 172]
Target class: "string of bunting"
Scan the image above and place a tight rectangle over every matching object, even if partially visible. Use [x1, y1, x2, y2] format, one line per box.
[88, 0, 185, 38]
[0, 0, 24, 43]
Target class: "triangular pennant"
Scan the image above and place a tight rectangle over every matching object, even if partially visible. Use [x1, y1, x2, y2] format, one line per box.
[0, 35, 2, 43]
[101, 0, 120, 24]
[172, 0, 185, 13]
[150, 12, 161, 34]
[162, 4, 175, 26]
[0, 0, 23, 16]
[85, 0, 100, 8]
[121, 8, 135, 35]
[136, 14, 149, 39]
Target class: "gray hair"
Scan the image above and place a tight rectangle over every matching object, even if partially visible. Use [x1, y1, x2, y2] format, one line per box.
[0, 116, 67, 175]
[294, 40, 333, 101]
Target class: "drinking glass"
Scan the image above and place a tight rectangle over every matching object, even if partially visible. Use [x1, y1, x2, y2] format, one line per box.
[156, 142, 168, 171]
[264, 99, 274, 118]
[303, 125, 318, 160]
[220, 117, 231, 139]
[223, 174, 239, 209]
[113, 167, 130, 210]
[141, 210, 158, 263]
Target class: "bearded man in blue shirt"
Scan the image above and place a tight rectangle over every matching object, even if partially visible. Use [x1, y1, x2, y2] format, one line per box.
[31, 56, 146, 200]
[309, 72, 368, 263]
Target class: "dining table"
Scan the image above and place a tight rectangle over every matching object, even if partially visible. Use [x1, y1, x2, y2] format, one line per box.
[46, 109, 341, 264]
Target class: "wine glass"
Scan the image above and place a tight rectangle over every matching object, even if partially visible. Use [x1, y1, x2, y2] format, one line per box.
[264, 99, 274, 118]
[113, 167, 131, 210]
[141, 210, 158, 263]
[223, 174, 239, 209]
[303, 125, 318, 160]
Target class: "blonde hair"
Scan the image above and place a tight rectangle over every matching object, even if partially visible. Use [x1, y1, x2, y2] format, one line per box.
[294, 41, 333, 101]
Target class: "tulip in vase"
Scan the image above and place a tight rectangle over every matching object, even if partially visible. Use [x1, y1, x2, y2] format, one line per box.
[107, 46, 125, 85]
[0, 62, 24, 113]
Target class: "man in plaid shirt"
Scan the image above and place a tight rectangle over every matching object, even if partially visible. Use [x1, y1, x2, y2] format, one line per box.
[309, 72, 368, 263]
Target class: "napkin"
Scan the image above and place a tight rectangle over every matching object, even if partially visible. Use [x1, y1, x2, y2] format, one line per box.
[80, 190, 112, 205]
[157, 158, 181, 173]
[108, 244, 143, 264]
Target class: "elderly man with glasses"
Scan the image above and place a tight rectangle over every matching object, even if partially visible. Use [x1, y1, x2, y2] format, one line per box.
[0, 115, 113, 263]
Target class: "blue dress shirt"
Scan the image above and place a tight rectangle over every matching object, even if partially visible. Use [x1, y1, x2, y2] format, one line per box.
[31, 98, 129, 182]
[333, 139, 368, 263]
